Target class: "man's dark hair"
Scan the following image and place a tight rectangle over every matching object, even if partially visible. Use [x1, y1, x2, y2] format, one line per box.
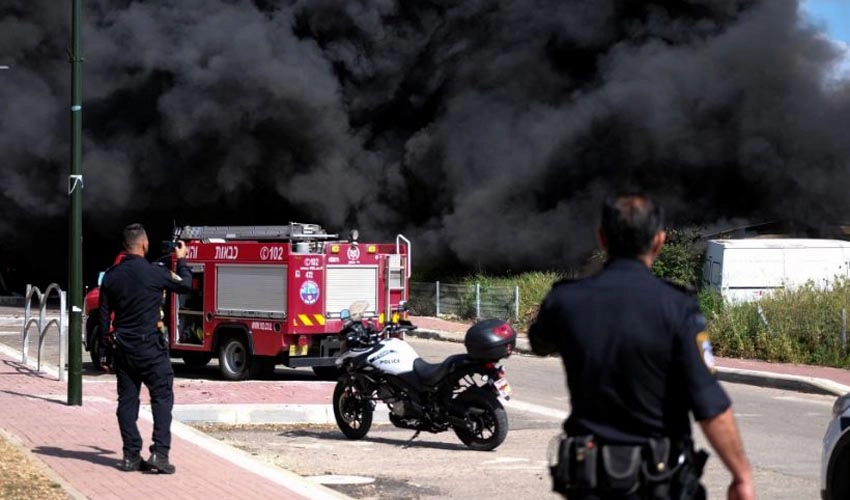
[122, 223, 147, 251]
[600, 193, 665, 258]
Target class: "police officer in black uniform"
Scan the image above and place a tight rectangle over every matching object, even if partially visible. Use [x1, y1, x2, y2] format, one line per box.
[99, 223, 192, 474]
[529, 194, 754, 500]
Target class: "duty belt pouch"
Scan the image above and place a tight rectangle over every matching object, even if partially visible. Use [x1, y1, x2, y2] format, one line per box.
[600, 444, 642, 494]
[642, 438, 676, 499]
[548, 435, 598, 492]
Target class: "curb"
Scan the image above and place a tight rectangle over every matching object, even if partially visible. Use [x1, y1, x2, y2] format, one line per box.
[140, 408, 353, 500]
[165, 403, 390, 426]
[716, 368, 849, 397]
[408, 328, 849, 398]
[407, 327, 533, 353]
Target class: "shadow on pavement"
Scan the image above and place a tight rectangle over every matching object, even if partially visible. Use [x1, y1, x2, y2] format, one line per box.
[0, 389, 68, 406]
[278, 428, 468, 451]
[32, 445, 119, 468]
[2, 359, 58, 379]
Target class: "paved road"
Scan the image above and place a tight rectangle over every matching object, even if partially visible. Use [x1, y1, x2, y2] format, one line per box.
[204, 338, 833, 500]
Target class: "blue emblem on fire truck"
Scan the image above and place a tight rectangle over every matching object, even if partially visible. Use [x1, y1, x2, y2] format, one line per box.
[300, 280, 320, 305]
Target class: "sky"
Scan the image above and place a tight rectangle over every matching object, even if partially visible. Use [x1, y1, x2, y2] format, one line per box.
[803, 0, 850, 78]
[803, 0, 850, 43]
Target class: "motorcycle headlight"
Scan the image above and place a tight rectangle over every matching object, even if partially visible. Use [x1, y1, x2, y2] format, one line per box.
[833, 393, 850, 418]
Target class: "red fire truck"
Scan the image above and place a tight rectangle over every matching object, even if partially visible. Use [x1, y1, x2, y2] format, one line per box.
[85, 223, 411, 380]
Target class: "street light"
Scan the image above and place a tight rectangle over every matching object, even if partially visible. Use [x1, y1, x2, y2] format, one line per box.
[68, 0, 83, 406]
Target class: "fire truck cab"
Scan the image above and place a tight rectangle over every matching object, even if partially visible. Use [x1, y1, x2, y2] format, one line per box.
[166, 223, 410, 380]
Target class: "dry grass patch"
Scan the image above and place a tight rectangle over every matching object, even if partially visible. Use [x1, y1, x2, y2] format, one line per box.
[0, 432, 70, 500]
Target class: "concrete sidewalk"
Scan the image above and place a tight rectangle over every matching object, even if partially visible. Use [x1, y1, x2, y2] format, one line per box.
[409, 315, 850, 397]
[0, 347, 350, 500]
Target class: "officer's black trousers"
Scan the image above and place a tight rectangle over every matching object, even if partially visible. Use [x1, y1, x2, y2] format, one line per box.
[114, 339, 174, 459]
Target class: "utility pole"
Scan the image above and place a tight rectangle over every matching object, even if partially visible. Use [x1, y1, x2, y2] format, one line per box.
[67, 0, 83, 406]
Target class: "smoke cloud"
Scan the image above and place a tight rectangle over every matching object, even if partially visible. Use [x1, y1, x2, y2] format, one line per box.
[2, 0, 850, 283]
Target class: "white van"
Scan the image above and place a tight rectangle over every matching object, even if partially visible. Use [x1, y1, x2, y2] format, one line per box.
[703, 239, 850, 303]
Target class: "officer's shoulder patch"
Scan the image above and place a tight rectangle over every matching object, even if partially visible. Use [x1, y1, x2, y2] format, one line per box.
[695, 331, 717, 373]
[661, 278, 697, 296]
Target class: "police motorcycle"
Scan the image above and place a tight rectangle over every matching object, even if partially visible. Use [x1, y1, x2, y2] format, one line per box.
[332, 301, 516, 451]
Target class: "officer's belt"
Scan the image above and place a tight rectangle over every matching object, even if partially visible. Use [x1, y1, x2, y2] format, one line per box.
[548, 434, 707, 499]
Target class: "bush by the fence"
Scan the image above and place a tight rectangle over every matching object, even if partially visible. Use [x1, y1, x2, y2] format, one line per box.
[708, 280, 850, 368]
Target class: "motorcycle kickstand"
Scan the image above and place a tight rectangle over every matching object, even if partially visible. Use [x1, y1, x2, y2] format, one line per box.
[402, 430, 421, 448]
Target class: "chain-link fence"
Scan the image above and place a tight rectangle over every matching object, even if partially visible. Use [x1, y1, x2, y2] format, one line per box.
[408, 281, 519, 321]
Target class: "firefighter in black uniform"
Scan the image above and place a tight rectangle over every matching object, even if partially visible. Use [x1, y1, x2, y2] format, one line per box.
[99, 223, 192, 474]
[529, 194, 754, 500]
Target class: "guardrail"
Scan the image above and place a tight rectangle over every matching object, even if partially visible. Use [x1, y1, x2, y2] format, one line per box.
[22, 284, 67, 381]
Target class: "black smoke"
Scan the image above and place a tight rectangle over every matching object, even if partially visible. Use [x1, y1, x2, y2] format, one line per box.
[1, 0, 849, 287]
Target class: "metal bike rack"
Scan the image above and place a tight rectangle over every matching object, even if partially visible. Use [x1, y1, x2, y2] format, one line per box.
[22, 284, 67, 381]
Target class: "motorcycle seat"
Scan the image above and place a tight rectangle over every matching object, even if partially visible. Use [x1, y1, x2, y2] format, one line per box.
[413, 354, 468, 386]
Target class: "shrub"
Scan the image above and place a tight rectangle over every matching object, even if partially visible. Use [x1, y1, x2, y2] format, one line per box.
[708, 278, 850, 367]
[652, 228, 704, 287]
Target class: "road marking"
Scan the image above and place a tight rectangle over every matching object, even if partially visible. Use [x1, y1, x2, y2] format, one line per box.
[482, 457, 529, 465]
[504, 399, 568, 421]
[773, 395, 835, 406]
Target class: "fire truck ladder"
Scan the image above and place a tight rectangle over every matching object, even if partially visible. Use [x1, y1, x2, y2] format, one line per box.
[384, 234, 411, 322]
[178, 223, 340, 241]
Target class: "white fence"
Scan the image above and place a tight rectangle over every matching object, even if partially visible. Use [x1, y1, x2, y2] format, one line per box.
[409, 281, 519, 321]
[22, 284, 67, 381]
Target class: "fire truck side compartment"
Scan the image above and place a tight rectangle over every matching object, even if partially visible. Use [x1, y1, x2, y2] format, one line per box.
[216, 264, 287, 318]
[325, 265, 378, 317]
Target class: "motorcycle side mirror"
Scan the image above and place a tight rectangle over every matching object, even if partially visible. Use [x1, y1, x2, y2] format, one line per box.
[397, 300, 409, 312]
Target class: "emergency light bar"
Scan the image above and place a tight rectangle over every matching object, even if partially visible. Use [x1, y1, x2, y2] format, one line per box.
[178, 223, 340, 242]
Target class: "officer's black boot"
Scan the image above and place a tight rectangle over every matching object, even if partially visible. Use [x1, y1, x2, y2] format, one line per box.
[147, 448, 176, 474]
[118, 455, 145, 472]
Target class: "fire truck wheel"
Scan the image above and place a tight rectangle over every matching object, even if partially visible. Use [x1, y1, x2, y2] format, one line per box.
[182, 352, 213, 368]
[312, 366, 342, 381]
[219, 337, 251, 381]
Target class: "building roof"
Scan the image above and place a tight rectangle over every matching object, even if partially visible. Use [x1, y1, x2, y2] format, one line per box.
[709, 238, 850, 249]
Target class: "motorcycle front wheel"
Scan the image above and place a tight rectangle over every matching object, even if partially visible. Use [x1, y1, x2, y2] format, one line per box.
[452, 387, 508, 451]
[333, 378, 373, 439]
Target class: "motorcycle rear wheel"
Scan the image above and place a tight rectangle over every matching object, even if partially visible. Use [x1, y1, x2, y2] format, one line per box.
[452, 387, 508, 451]
[333, 378, 373, 439]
